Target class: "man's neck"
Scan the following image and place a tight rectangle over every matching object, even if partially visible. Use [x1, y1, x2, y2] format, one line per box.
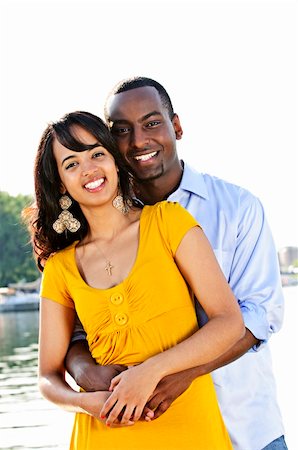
[135, 161, 184, 205]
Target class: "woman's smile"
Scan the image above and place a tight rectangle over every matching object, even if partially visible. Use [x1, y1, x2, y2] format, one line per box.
[84, 177, 106, 192]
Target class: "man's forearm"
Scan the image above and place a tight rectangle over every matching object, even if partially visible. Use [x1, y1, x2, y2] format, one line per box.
[65, 340, 98, 390]
[65, 340, 128, 392]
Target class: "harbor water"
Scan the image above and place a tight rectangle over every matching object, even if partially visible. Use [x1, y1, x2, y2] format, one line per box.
[0, 311, 73, 449]
[0, 287, 297, 450]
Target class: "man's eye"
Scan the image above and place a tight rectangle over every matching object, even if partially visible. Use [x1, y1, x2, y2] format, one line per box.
[112, 126, 130, 135]
[147, 121, 161, 128]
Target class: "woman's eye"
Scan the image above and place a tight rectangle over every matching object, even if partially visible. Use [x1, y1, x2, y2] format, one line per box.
[65, 161, 78, 170]
[92, 151, 104, 158]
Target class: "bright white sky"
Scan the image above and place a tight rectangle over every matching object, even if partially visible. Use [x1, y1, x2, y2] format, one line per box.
[0, 0, 297, 251]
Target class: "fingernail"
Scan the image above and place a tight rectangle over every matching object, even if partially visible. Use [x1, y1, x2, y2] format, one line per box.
[106, 423, 110, 427]
[100, 415, 105, 419]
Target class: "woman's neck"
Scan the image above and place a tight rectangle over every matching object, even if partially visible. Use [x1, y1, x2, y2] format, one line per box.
[81, 203, 140, 244]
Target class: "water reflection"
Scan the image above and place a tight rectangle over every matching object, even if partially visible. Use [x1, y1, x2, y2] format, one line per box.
[0, 311, 39, 357]
[0, 311, 39, 406]
[0, 311, 71, 450]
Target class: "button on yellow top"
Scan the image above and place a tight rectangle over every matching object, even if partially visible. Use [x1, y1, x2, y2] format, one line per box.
[114, 312, 128, 326]
[110, 293, 124, 305]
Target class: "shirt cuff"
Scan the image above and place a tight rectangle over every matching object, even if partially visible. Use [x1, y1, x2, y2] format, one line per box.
[241, 305, 271, 352]
[70, 330, 87, 344]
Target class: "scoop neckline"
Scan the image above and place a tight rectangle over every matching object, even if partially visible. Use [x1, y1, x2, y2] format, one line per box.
[71, 205, 149, 292]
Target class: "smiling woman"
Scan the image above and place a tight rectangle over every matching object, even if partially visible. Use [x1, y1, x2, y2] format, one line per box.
[22, 111, 133, 270]
[53, 128, 120, 208]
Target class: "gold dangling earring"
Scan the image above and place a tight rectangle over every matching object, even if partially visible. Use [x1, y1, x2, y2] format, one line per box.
[112, 194, 130, 215]
[53, 195, 81, 234]
[112, 178, 131, 215]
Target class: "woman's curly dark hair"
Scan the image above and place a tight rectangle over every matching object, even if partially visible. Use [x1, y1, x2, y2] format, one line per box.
[23, 111, 133, 271]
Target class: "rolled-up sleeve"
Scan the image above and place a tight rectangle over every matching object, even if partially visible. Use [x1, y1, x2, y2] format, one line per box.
[71, 313, 87, 343]
[230, 190, 284, 351]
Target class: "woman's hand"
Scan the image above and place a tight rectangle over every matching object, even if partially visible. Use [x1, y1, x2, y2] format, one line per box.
[100, 364, 160, 426]
[79, 390, 135, 427]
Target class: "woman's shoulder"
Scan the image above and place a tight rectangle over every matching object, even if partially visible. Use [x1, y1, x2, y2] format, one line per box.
[45, 241, 78, 267]
[145, 200, 181, 213]
[143, 201, 198, 235]
[145, 200, 194, 221]
[142, 201, 199, 255]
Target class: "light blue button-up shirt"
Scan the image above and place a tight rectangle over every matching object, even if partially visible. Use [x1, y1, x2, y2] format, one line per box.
[168, 162, 285, 450]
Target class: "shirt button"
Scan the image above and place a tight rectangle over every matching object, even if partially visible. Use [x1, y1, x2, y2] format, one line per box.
[110, 293, 124, 305]
[114, 313, 128, 326]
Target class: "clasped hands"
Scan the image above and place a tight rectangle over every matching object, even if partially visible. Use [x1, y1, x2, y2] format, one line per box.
[100, 363, 160, 427]
[79, 363, 197, 427]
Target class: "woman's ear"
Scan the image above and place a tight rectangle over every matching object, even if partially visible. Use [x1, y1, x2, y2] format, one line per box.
[60, 183, 66, 194]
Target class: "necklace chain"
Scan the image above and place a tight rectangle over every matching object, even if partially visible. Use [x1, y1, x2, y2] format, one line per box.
[92, 239, 115, 277]
[77, 239, 115, 277]
[80, 218, 133, 277]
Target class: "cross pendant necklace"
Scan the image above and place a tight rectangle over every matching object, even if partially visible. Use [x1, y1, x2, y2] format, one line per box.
[104, 261, 114, 276]
[91, 237, 116, 277]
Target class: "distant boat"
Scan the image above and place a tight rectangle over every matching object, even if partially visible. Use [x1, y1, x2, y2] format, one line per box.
[0, 287, 40, 312]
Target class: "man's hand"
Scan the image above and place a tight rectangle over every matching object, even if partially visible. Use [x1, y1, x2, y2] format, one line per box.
[80, 364, 128, 392]
[145, 367, 202, 419]
[65, 340, 127, 391]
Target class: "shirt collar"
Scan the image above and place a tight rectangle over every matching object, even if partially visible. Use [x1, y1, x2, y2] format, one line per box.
[132, 161, 210, 206]
[179, 161, 209, 200]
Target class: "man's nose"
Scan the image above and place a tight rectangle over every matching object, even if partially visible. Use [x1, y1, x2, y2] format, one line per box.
[131, 128, 149, 149]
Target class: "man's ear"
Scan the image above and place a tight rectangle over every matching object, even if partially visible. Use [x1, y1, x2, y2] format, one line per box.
[172, 114, 183, 140]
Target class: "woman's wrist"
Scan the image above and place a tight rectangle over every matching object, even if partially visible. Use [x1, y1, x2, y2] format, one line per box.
[78, 390, 110, 416]
[141, 356, 167, 382]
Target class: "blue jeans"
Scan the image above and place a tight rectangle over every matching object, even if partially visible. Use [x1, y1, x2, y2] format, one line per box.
[262, 435, 287, 450]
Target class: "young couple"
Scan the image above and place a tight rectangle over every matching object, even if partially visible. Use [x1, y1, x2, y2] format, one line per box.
[25, 77, 287, 450]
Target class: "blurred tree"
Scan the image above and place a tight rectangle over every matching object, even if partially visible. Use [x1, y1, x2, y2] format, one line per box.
[0, 192, 39, 286]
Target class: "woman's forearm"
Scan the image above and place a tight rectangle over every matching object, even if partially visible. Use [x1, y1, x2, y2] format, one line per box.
[39, 371, 111, 418]
[144, 313, 245, 380]
[39, 371, 85, 413]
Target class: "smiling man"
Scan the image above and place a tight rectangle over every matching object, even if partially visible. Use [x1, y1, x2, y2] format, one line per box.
[105, 85, 182, 193]
[65, 77, 287, 450]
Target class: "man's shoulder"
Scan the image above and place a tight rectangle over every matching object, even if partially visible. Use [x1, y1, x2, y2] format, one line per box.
[189, 164, 244, 192]
[184, 162, 257, 201]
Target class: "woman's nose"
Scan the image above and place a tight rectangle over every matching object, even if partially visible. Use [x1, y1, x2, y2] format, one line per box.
[81, 160, 98, 177]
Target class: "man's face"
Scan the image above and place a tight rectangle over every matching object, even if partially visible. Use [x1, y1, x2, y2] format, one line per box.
[105, 86, 182, 182]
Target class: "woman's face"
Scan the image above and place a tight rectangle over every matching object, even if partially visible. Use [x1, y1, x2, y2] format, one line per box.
[52, 125, 119, 209]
